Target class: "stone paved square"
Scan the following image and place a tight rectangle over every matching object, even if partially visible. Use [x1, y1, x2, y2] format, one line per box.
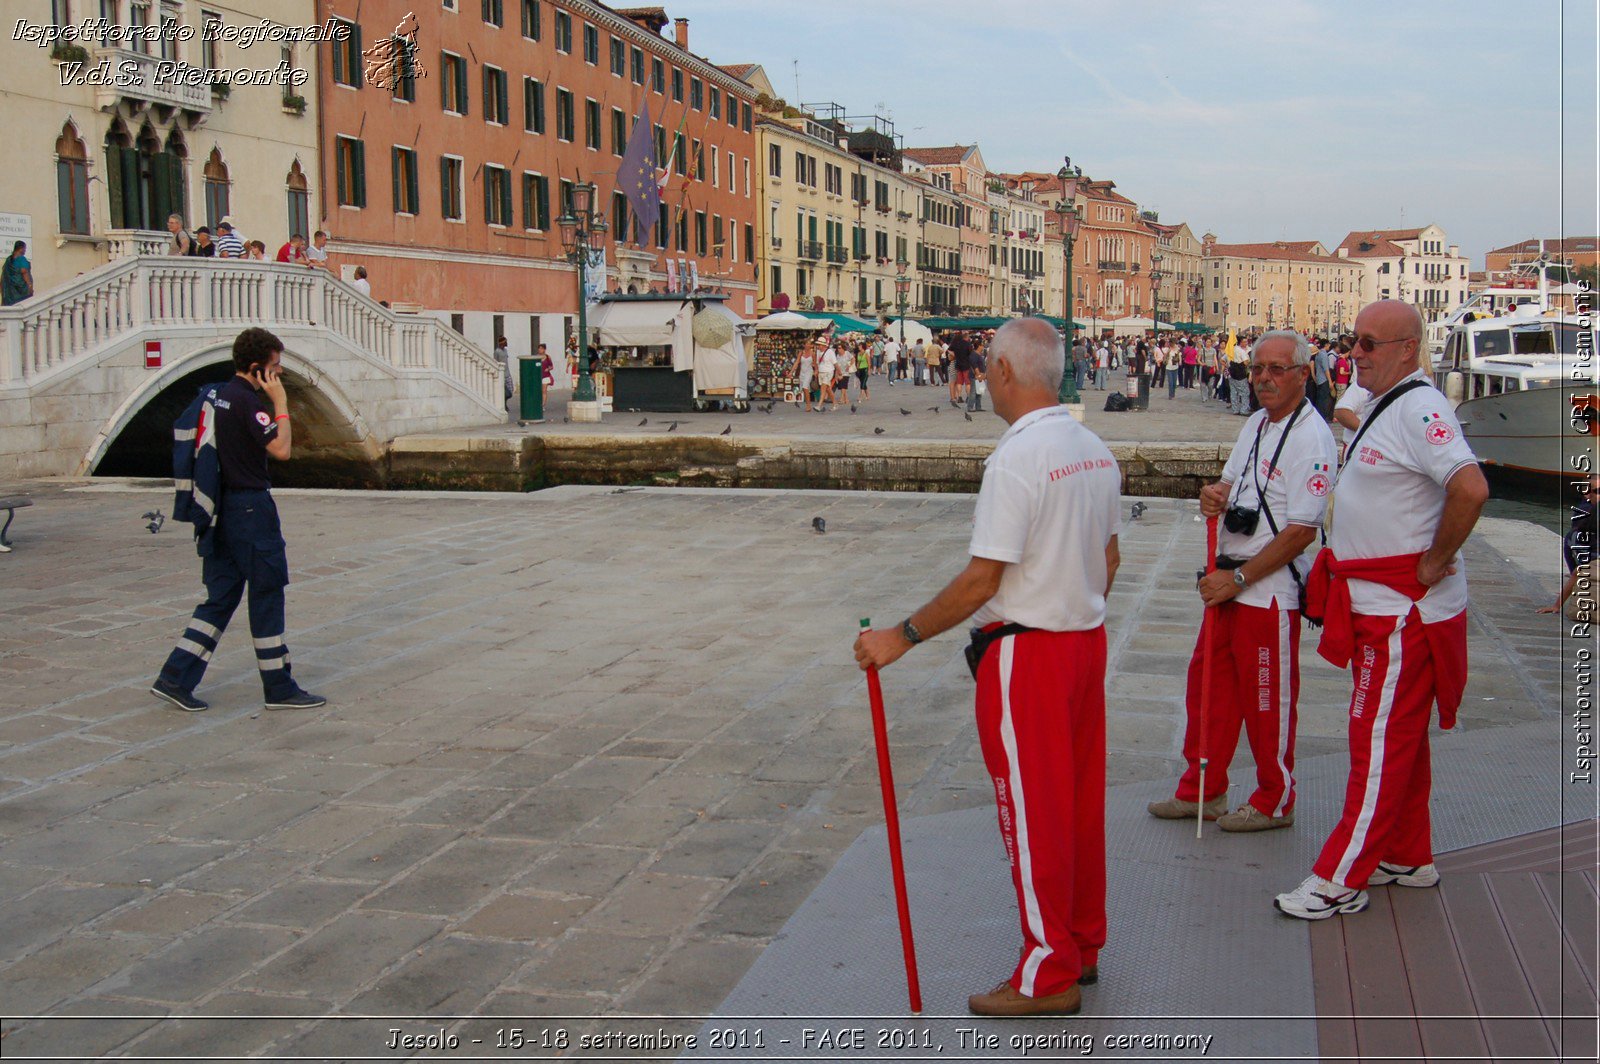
[0, 480, 1569, 1059]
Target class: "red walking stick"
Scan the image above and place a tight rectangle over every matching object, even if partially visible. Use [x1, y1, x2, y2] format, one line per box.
[861, 618, 923, 1015]
[1196, 515, 1220, 839]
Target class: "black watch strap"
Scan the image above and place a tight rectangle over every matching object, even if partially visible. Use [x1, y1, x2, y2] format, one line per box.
[901, 619, 924, 645]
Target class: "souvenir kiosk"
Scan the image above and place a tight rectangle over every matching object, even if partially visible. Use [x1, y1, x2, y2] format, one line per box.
[588, 294, 750, 413]
[749, 311, 831, 401]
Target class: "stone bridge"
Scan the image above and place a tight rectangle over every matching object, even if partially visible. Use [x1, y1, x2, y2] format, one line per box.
[0, 257, 504, 485]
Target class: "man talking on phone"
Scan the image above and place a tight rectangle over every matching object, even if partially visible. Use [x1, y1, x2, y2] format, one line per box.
[151, 327, 326, 712]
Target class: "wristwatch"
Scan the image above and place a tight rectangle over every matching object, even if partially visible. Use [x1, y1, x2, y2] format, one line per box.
[901, 619, 924, 645]
[1232, 569, 1249, 591]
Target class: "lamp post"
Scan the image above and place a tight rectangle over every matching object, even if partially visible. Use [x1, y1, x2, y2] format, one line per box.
[1054, 157, 1083, 404]
[894, 259, 910, 348]
[1150, 253, 1165, 344]
[557, 181, 608, 406]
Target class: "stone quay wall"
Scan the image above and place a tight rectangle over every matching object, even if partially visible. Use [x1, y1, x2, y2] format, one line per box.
[384, 433, 1232, 498]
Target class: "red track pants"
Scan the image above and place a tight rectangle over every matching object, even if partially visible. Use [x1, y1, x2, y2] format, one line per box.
[1313, 608, 1459, 889]
[1175, 600, 1301, 816]
[975, 625, 1107, 998]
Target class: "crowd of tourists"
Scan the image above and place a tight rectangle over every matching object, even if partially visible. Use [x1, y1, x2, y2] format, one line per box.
[787, 329, 998, 413]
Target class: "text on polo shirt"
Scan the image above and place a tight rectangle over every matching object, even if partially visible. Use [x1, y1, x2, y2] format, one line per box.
[1046, 457, 1116, 482]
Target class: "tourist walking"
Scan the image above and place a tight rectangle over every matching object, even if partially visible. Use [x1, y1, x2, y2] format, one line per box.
[855, 318, 1121, 1017]
[2, 241, 33, 306]
[1165, 344, 1182, 400]
[911, 338, 927, 385]
[1148, 330, 1335, 832]
[1094, 341, 1110, 390]
[152, 327, 326, 713]
[1275, 301, 1487, 921]
[1228, 340, 1252, 415]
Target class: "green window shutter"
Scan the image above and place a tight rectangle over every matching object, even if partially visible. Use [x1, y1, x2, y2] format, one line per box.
[441, 53, 450, 109]
[352, 25, 363, 87]
[336, 142, 347, 206]
[391, 148, 402, 212]
[483, 170, 492, 220]
[501, 177, 512, 228]
[458, 59, 469, 116]
[57, 161, 73, 233]
[441, 157, 451, 217]
[354, 140, 366, 207]
[150, 152, 172, 226]
[105, 144, 124, 229]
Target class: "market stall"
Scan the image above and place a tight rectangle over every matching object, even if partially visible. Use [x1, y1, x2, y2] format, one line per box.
[749, 311, 830, 401]
[587, 294, 749, 413]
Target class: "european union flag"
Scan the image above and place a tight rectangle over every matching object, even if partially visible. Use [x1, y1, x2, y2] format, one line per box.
[618, 98, 660, 246]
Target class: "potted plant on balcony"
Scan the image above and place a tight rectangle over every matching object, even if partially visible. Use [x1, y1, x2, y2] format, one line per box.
[282, 92, 308, 115]
[51, 42, 90, 64]
[211, 77, 231, 99]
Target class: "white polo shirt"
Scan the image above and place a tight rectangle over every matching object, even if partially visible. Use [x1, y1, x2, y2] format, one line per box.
[1334, 382, 1371, 446]
[970, 406, 1122, 631]
[1330, 371, 1478, 620]
[1219, 401, 1337, 610]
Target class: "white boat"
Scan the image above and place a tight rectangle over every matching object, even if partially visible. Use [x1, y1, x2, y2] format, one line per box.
[1433, 308, 1596, 480]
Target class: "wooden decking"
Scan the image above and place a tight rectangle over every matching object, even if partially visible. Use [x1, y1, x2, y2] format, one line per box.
[1312, 820, 1599, 1062]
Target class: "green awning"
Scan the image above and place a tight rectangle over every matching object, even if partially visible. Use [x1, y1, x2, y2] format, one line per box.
[797, 311, 877, 334]
[1035, 315, 1086, 330]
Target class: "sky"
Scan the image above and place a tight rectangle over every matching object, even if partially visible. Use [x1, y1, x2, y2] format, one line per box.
[666, 0, 1598, 266]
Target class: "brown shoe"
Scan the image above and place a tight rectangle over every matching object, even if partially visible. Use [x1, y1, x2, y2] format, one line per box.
[1078, 964, 1098, 986]
[1216, 804, 1294, 832]
[1147, 795, 1228, 821]
[968, 980, 1082, 1017]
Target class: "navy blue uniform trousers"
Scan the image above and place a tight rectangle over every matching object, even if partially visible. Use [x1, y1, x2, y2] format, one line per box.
[160, 490, 296, 699]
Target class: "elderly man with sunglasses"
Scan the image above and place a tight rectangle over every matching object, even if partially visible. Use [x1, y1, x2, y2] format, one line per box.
[1149, 330, 1335, 833]
[1275, 300, 1489, 921]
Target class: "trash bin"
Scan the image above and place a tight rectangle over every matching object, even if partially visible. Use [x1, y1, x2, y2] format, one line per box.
[1126, 373, 1151, 411]
[518, 357, 544, 421]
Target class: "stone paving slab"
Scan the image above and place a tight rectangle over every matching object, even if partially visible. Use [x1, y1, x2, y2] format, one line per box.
[0, 480, 1575, 1061]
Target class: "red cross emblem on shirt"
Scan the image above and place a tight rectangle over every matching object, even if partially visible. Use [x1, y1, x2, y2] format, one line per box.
[1425, 422, 1455, 445]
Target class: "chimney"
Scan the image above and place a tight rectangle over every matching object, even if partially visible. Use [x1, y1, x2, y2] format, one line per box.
[674, 18, 689, 49]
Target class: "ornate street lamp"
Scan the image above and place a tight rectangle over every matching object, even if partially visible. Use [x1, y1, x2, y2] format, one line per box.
[1150, 253, 1165, 343]
[894, 258, 910, 347]
[1054, 155, 1083, 404]
[558, 181, 607, 406]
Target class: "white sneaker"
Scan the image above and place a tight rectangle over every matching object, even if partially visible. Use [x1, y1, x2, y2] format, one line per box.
[0, 542, 10, 553]
[1274, 875, 1369, 920]
[1368, 861, 1440, 888]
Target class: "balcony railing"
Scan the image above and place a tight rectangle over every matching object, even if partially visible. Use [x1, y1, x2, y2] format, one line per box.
[797, 240, 822, 261]
[1097, 260, 1126, 272]
[92, 46, 214, 116]
[825, 246, 849, 265]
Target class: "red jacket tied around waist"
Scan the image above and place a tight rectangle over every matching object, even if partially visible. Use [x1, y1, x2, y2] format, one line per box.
[1306, 548, 1468, 728]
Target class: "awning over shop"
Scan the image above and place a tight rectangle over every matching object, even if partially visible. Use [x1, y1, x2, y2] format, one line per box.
[1034, 315, 1085, 330]
[587, 300, 681, 346]
[797, 311, 878, 334]
[919, 316, 1010, 330]
[755, 311, 831, 331]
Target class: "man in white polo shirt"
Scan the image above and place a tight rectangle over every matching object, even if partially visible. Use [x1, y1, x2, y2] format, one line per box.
[855, 317, 1122, 1017]
[1275, 300, 1488, 920]
[1148, 330, 1336, 833]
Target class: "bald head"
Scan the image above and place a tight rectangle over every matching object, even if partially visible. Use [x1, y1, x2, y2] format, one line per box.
[1352, 299, 1427, 395]
[991, 317, 1065, 395]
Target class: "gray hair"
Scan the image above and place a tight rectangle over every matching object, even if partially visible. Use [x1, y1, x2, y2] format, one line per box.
[1254, 329, 1311, 366]
[992, 318, 1064, 394]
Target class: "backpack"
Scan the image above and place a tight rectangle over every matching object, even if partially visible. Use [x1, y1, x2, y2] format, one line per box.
[172, 383, 223, 555]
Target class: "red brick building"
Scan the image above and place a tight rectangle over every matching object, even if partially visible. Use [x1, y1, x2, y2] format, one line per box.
[315, 0, 758, 357]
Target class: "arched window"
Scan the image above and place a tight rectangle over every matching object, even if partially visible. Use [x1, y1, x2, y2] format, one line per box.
[203, 147, 229, 229]
[103, 121, 186, 231]
[56, 121, 90, 235]
[285, 159, 309, 239]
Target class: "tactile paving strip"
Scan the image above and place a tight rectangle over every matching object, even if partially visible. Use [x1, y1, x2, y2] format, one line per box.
[691, 717, 1581, 1062]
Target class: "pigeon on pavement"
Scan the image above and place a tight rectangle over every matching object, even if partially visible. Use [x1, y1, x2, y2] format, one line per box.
[873, 427, 885, 435]
[1130, 501, 1148, 521]
[812, 516, 826, 534]
[666, 421, 679, 432]
[141, 510, 165, 534]
[637, 417, 648, 426]
[899, 407, 911, 416]
[720, 425, 732, 436]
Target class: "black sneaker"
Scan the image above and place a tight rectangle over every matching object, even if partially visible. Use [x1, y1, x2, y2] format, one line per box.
[265, 689, 327, 711]
[151, 679, 208, 712]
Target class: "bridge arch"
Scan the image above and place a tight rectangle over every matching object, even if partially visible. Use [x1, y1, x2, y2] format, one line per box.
[84, 343, 386, 487]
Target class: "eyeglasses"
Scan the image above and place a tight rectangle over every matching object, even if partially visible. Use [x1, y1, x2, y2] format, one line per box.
[1351, 335, 1412, 353]
[1249, 363, 1303, 377]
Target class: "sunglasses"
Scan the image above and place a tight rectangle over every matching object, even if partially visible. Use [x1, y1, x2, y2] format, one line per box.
[1350, 335, 1411, 353]
[1249, 363, 1303, 377]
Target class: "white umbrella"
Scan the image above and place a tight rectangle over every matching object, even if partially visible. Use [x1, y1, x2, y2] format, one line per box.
[755, 311, 830, 331]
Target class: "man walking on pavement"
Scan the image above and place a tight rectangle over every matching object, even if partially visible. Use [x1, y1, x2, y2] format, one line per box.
[151, 327, 326, 713]
[1274, 300, 1487, 920]
[855, 318, 1121, 1016]
[1148, 330, 1335, 832]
